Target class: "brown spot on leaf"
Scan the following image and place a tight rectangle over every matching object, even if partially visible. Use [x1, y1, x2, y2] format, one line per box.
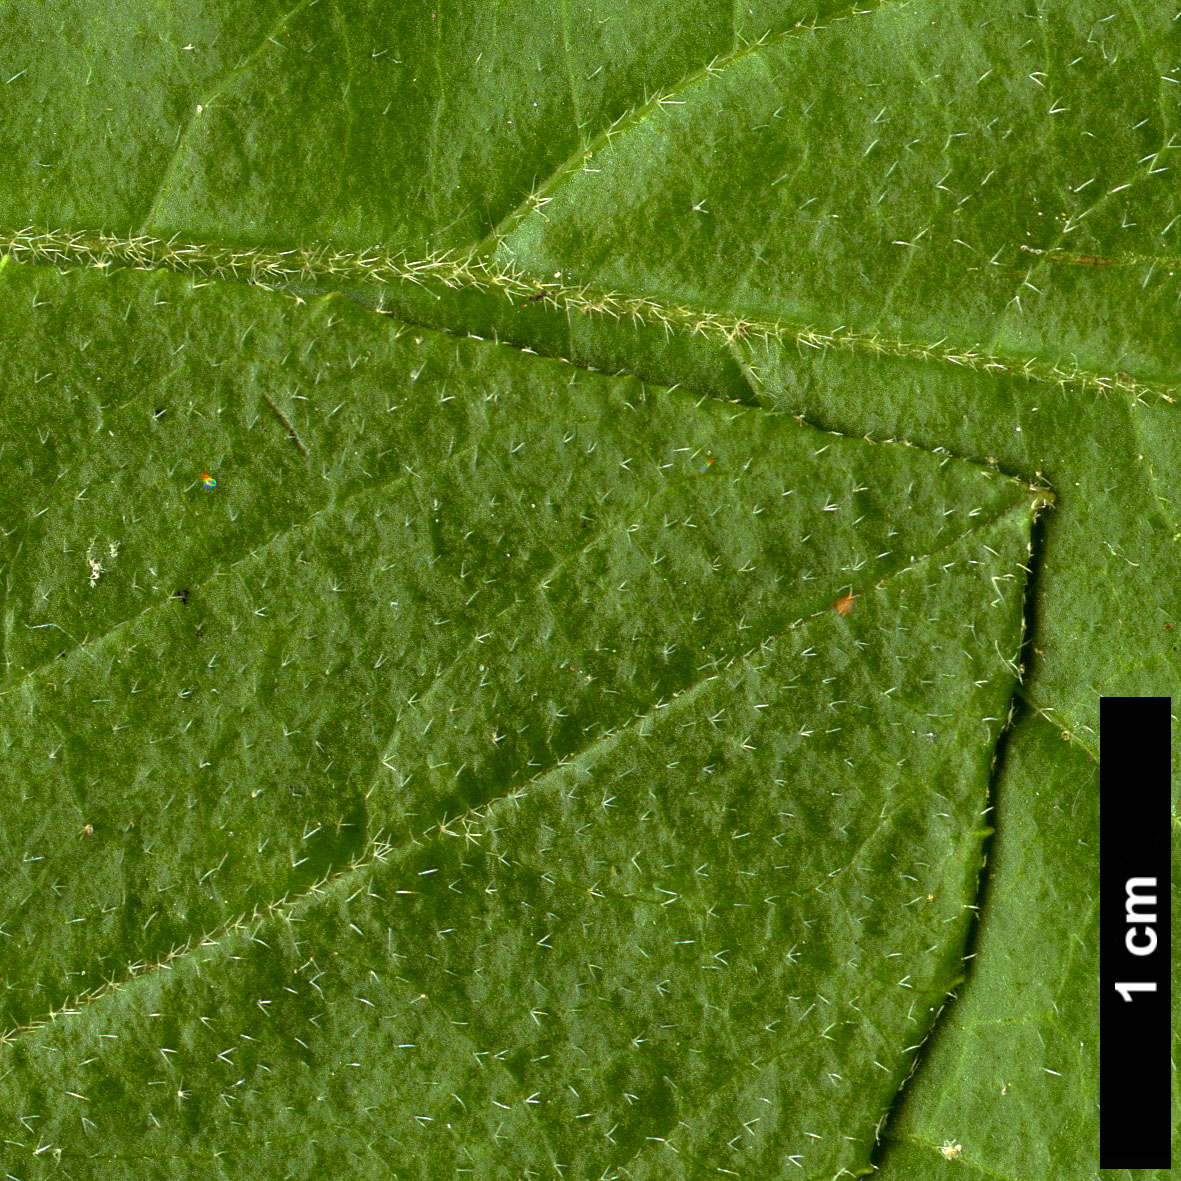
[832, 592, 855, 617]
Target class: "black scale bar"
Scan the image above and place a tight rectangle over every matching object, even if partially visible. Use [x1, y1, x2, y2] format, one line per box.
[1100, 696, 1172, 1169]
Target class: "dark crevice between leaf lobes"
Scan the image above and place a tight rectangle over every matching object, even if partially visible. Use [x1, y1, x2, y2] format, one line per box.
[866, 499, 1050, 1170]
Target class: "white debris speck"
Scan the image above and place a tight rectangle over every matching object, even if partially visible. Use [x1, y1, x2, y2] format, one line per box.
[87, 539, 120, 585]
[86, 543, 104, 586]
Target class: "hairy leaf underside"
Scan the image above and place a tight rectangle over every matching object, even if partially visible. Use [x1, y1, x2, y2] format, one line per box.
[0, 0, 1177, 1178]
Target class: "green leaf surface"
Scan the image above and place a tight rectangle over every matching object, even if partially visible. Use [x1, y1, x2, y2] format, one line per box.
[1, 0, 1178, 1177]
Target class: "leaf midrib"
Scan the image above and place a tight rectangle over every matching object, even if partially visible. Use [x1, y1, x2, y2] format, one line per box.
[3, 231, 1177, 410]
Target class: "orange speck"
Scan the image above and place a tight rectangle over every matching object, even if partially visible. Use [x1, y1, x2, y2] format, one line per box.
[832, 592, 855, 617]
